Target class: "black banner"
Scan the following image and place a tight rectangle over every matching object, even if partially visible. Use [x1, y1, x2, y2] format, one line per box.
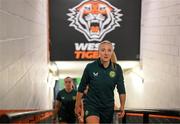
[49, 0, 141, 61]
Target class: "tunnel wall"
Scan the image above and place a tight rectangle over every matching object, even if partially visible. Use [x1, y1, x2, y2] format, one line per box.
[125, 0, 180, 109]
[0, 0, 52, 109]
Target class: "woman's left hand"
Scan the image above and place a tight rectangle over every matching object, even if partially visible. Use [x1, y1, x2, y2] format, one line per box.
[117, 107, 125, 118]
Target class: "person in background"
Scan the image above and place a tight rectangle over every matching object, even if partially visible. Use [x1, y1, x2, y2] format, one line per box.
[77, 85, 89, 123]
[52, 77, 77, 124]
[75, 40, 126, 123]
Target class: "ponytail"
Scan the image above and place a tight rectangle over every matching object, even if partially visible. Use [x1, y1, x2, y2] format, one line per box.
[111, 51, 117, 70]
[111, 51, 117, 63]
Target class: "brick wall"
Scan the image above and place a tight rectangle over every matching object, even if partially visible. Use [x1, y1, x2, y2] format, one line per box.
[140, 0, 180, 108]
[0, 0, 52, 109]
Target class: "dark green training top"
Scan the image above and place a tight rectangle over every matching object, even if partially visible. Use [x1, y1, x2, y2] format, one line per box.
[78, 59, 126, 109]
[56, 89, 77, 115]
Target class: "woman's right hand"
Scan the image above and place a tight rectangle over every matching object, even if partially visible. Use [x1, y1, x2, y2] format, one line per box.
[78, 116, 84, 123]
[75, 104, 82, 117]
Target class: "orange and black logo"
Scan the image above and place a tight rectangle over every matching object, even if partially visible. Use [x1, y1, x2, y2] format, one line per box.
[67, 0, 123, 42]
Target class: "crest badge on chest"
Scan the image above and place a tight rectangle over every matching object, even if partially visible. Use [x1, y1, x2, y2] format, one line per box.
[109, 71, 116, 78]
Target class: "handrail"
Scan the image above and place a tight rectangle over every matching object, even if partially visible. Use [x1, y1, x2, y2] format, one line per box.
[1, 108, 179, 123]
[124, 108, 180, 116]
[0, 109, 53, 123]
[114, 108, 180, 123]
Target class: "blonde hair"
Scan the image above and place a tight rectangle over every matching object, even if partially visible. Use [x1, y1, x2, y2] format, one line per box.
[99, 40, 117, 69]
[98, 40, 112, 50]
[99, 40, 117, 64]
[111, 51, 117, 63]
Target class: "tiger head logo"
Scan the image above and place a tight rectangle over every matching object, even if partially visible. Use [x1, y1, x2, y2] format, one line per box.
[67, 0, 123, 42]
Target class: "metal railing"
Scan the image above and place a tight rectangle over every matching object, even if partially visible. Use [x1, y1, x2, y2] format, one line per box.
[114, 108, 180, 123]
[0, 109, 53, 123]
[1, 108, 179, 123]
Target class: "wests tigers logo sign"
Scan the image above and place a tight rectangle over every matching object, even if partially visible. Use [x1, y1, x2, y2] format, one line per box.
[67, 0, 123, 42]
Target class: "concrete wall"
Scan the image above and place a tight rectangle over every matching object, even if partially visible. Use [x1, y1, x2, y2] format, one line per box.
[0, 0, 52, 109]
[125, 0, 180, 109]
